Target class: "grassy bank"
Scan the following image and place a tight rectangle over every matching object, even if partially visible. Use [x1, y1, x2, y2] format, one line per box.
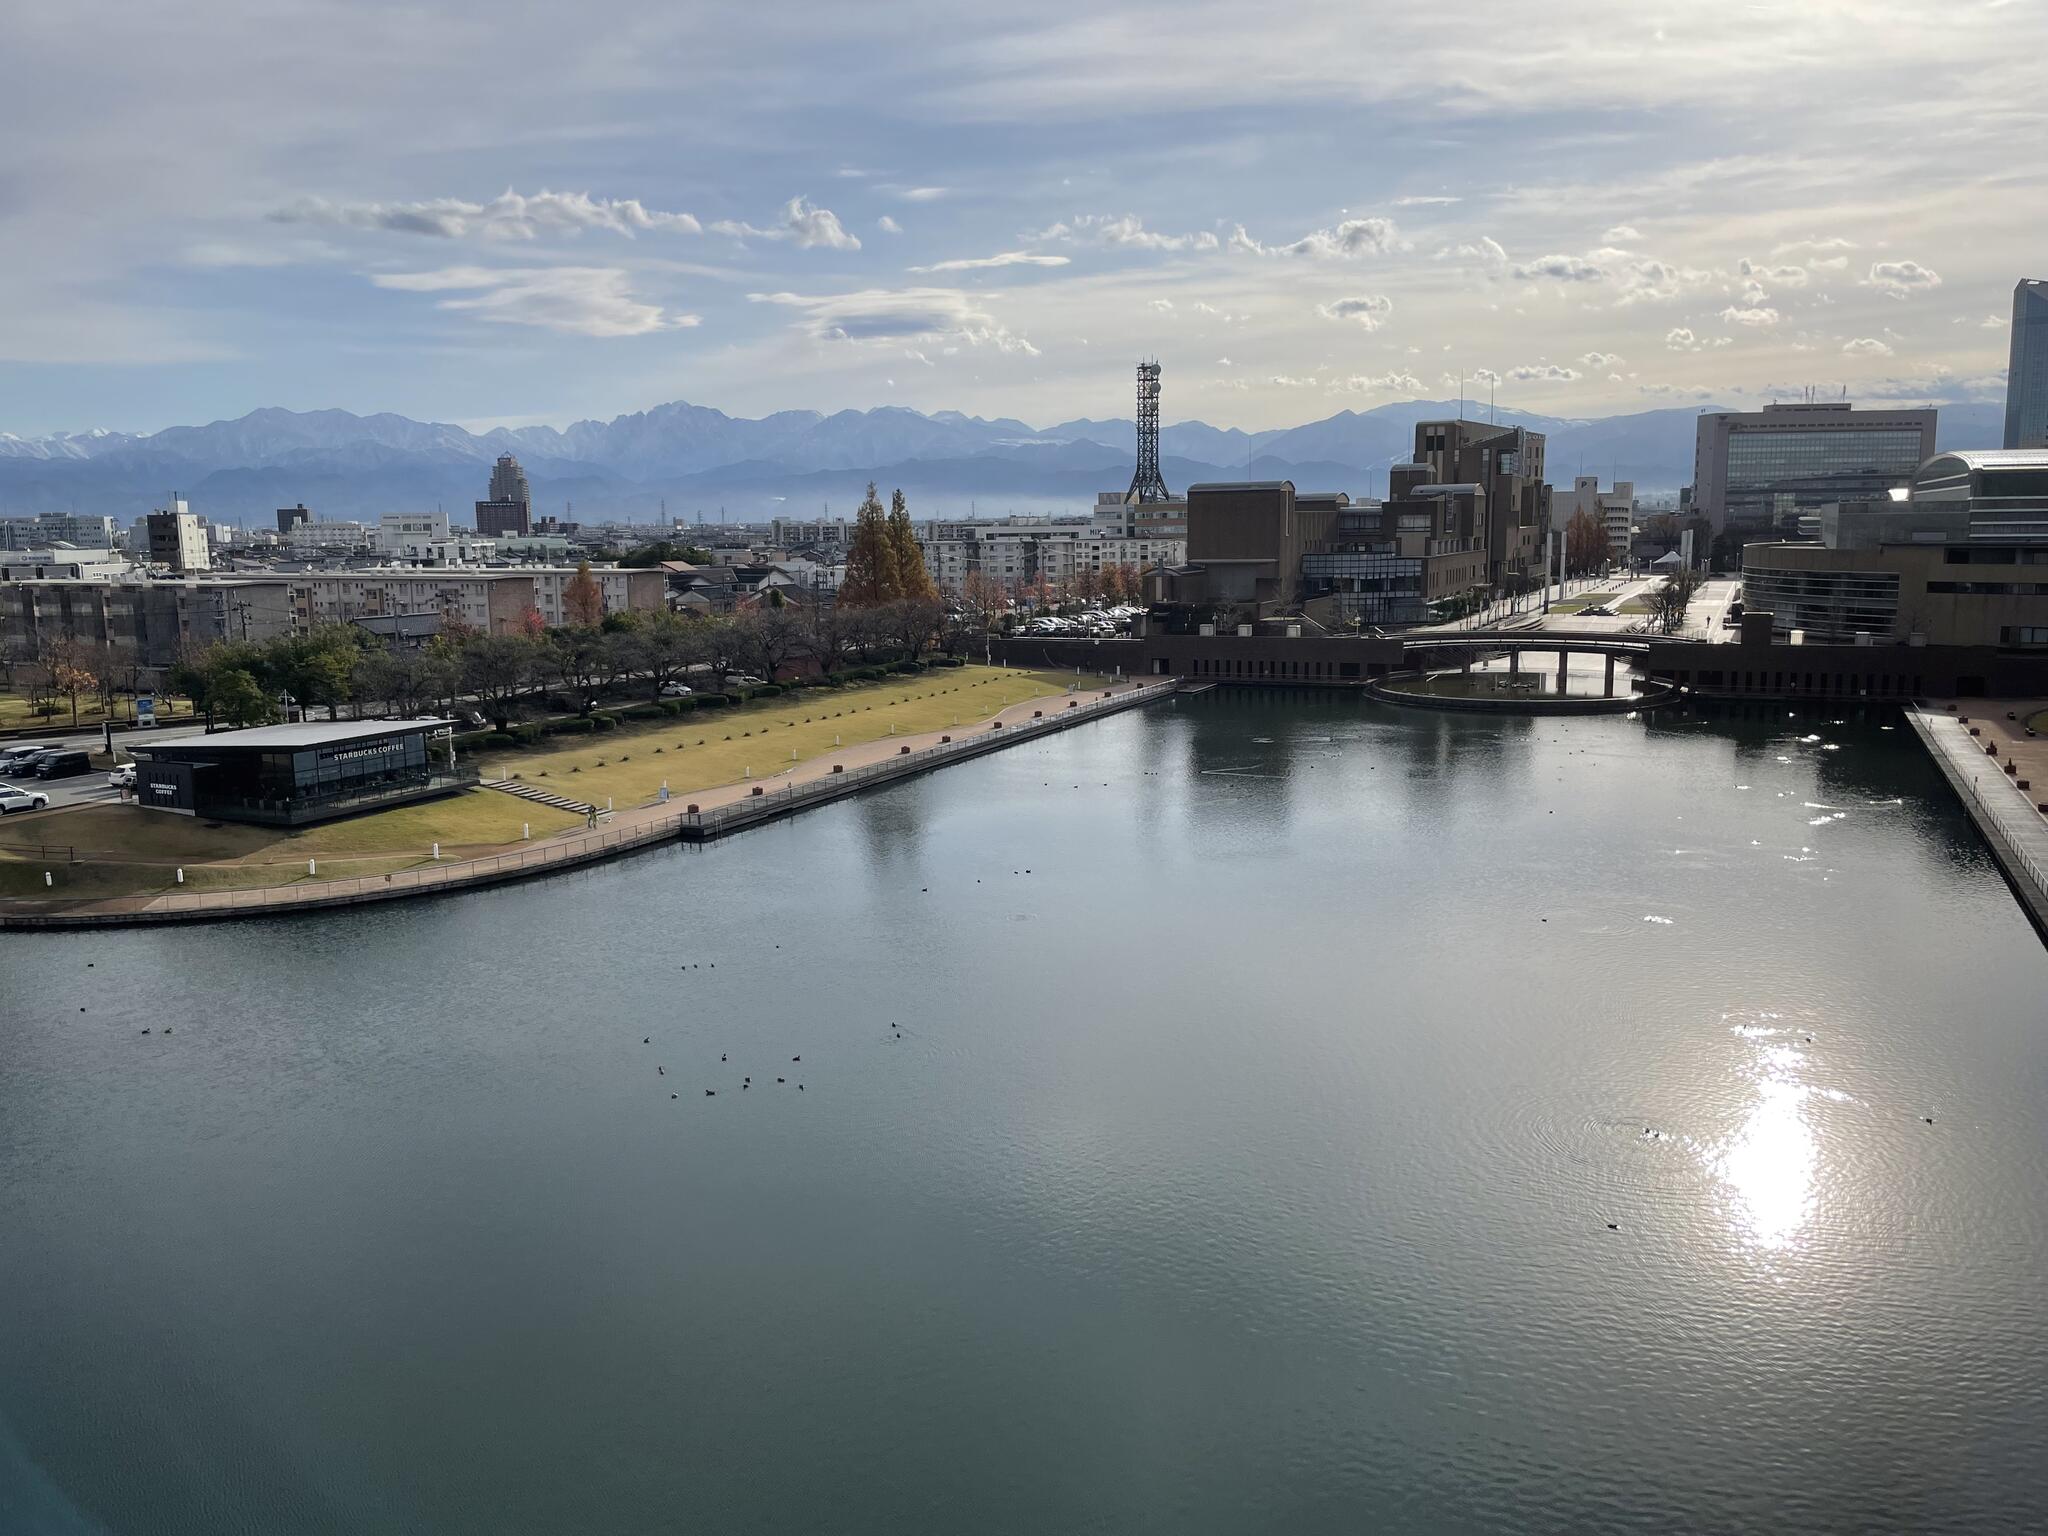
[477, 664, 1107, 810]
[0, 664, 1108, 905]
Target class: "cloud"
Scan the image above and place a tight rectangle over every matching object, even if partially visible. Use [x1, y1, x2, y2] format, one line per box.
[876, 215, 903, 234]
[1332, 372, 1426, 394]
[1842, 336, 1894, 355]
[1149, 297, 1175, 312]
[710, 197, 861, 250]
[1738, 258, 1810, 287]
[1581, 351, 1623, 369]
[1318, 293, 1394, 330]
[909, 250, 1070, 272]
[1512, 252, 1605, 282]
[1393, 195, 1460, 207]
[1030, 214, 1218, 251]
[1231, 217, 1400, 258]
[749, 286, 1037, 354]
[370, 265, 694, 336]
[1435, 236, 1510, 269]
[1638, 383, 1718, 400]
[1603, 225, 1643, 243]
[1981, 313, 2007, 329]
[1508, 363, 1579, 382]
[1665, 327, 1731, 351]
[1719, 305, 1781, 327]
[272, 189, 703, 241]
[892, 186, 950, 202]
[1772, 236, 1856, 256]
[1865, 259, 1941, 295]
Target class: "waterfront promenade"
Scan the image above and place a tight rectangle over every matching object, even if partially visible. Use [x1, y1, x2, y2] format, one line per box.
[0, 678, 1169, 928]
[1906, 700, 2048, 934]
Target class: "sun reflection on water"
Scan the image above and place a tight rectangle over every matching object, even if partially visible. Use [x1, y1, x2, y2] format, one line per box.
[1714, 1043, 1818, 1251]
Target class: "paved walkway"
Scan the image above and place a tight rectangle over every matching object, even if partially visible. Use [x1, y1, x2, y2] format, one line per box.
[1907, 698, 2048, 933]
[2, 677, 1162, 925]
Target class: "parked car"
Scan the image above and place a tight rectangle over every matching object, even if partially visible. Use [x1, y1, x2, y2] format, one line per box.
[33, 749, 93, 780]
[0, 745, 47, 774]
[108, 764, 137, 789]
[658, 682, 695, 698]
[0, 782, 52, 814]
[729, 675, 767, 688]
[1580, 605, 1613, 617]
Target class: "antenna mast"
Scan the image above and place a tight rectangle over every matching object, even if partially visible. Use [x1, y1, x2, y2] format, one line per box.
[1126, 361, 1171, 504]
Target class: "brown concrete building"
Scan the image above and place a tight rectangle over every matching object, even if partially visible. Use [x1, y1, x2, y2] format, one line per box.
[0, 577, 296, 668]
[1409, 419, 1550, 586]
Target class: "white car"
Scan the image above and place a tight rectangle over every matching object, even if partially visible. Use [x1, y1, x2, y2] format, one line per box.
[658, 682, 694, 698]
[0, 782, 52, 814]
[108, 764, 137, 789]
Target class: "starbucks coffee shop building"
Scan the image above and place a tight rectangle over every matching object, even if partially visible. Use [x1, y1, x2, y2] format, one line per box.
[128, 718, 469, 826]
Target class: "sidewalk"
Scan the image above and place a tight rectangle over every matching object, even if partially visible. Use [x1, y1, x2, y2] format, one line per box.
[1905, 699, 2048, 934]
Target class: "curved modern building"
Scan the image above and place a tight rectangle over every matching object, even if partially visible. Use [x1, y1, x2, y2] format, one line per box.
[1742, 449, 2048, 646]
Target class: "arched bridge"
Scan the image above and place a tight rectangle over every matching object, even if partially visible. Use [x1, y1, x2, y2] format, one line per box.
[1398, 629, 1652, 700]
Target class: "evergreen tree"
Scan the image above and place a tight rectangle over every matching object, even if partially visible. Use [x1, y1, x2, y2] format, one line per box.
[839, 483, 900, 607]
[887, 488, 937, 602]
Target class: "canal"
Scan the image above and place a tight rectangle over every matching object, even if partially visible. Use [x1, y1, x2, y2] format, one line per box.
[2, 690, 2043, 1533]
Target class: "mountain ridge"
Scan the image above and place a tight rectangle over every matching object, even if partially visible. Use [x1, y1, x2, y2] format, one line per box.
[0, 396, 2004, 525]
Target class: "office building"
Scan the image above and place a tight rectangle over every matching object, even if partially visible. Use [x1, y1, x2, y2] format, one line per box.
[276, 503, 312, 533]
[475, 453, 533, 538]
[1692, 402, 1936, 535]
[146, 496, 211, 573]
[1148, 482, 1341, 612]
[1557, 476, 1636, 566]
[1741, 449, 2048, 645]
[0, 549, 129, 582]
[2005, 279, 2048, 449]
[130, 718, 470, 826]
[1298, 484, 1489, 626]
[0, 512, 119, 552]
[1409, 419, 1549, 586]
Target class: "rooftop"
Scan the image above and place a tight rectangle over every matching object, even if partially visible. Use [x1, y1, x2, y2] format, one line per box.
[137, 717, 452, 752]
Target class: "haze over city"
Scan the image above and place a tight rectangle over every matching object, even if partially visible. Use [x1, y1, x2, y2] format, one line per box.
[4, 0, 2042, 437]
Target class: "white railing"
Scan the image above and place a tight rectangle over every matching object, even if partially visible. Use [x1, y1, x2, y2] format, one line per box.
[1907, 708, 2048, 903]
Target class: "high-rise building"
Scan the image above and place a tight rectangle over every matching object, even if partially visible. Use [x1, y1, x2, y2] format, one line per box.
[2004, 279, 2048, 449]
[146, 495, 210, 574]
[476, 453, 532, 538]
[276, 502, 312, 533]
[1692, 402, 1936, 535]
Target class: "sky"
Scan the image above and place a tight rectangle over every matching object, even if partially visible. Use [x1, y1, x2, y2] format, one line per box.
[1, 0, 2042, 439]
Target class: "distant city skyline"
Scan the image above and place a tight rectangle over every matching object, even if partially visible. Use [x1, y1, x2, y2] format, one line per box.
[1, 1, 2040, 437]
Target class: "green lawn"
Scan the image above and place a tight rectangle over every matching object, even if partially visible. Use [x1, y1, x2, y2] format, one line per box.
[1549, 592, 1619, 615]
[0, 692, 194, 732]
[0, 664, 1106, 905]
[0, 790, 581, 902]
[1617, 598, 1654, 615]
[2025, 708, 2048, 736]
[478, 664, 1111, 811]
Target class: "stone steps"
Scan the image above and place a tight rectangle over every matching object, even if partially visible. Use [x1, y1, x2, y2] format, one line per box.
[480, 778, 597, 815]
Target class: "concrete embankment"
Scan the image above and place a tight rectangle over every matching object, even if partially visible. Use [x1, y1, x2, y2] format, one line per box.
[0, 680, 1175, 930]
[1905, 703, 2048, 939]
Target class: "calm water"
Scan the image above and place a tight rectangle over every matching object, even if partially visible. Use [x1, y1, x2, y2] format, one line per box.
[3, 691, 2044, 1534]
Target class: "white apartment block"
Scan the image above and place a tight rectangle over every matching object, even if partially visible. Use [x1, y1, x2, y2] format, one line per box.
[374, 510, 452, 554]
[918, 510, 1185, 595]
[286, 566, 665, 633]
[1559, 476, 1636, 565]
[0, 512, 119, 551]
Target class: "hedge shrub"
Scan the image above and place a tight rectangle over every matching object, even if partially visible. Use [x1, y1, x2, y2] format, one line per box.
[549, 717, 598, 736]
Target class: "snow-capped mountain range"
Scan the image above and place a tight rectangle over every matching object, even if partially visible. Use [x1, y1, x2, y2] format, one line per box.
[0, 397, 2003, 526]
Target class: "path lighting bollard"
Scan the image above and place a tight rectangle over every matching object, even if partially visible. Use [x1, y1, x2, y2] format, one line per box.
[432, 843, 441, 860]
[523, 823, 530, 840]
[608, 797, 614, 812]
[744, 766, 751, 778]
[308, 859, 317, 876]
[176, 868, 184, 884]
[44, 871, 52, 888]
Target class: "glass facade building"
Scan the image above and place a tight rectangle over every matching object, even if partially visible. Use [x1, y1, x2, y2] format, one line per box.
[1693, 404, 1937, 535]
[131, 719, 470, 826]
[2005, 279, 2048, 449]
